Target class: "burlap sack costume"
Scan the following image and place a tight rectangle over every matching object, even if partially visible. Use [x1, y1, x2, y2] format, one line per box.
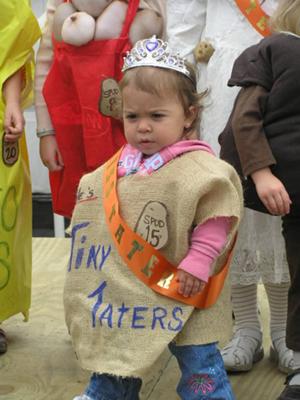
[64, 150, 243, 378]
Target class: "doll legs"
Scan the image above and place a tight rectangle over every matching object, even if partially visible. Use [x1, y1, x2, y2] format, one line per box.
[73, 373, 142, 400]
[169, 342, 235, 400]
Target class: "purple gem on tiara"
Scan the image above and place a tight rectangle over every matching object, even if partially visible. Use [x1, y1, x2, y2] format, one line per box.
[146, 39, 159, 52]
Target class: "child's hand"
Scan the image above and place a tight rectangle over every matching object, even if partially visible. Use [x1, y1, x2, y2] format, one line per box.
[3, 102, 25, 142]
[177, 269, 206, 298]
[251, 167, 292, 215]
[40, 134, 64, 171]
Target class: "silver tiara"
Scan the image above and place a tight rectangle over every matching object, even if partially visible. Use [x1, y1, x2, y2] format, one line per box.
[122, 36, 191, 79]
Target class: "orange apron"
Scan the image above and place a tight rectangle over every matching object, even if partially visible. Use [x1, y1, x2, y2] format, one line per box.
[43, 0, 139, 217]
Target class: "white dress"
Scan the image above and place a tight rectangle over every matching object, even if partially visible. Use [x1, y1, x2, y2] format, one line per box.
[167, 0, 289, 285]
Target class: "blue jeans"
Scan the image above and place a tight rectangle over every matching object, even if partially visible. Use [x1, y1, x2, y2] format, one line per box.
[85, 374, 142, 400]
[84, 342, 235, 400]
[169, 342, 235, 399]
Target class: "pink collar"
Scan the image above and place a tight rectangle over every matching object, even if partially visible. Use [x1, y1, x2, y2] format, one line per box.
[117, 140, 214, 177]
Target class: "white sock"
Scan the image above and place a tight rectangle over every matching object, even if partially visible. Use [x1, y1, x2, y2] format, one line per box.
[231, 284, 261, 331]
[264, 282, 289, 334]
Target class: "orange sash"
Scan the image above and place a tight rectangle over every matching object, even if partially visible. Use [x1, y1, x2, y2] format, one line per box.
[103, 149, 236, 309]
[235, 0, 271, 37]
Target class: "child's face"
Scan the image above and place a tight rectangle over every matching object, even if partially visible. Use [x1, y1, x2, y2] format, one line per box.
[122, 85, 194, 155]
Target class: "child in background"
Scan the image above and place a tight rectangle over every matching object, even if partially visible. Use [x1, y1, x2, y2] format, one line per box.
[0, 0, 41, 353]
[34, 0, 165, 218]
[167, 0, 293, 375]
[64, 36, 243, 400]
[219, 1, 300, 398]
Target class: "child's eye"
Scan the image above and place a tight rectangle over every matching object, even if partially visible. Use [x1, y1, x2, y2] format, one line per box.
[125, 113, 137, 120]
[152, 113, 164, 119]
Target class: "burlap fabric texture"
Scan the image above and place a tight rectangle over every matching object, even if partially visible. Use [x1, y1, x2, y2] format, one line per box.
[64, 151, 243, 378]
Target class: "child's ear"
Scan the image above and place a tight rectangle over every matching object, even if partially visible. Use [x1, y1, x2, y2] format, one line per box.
[185, 105, 197, 126]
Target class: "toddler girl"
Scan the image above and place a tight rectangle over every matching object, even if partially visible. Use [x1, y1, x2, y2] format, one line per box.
[65, 36, 243, 400]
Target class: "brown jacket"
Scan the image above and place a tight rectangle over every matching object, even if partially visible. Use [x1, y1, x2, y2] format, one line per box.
[219, 33, 300, 212]
[219, 85, 274, 213]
